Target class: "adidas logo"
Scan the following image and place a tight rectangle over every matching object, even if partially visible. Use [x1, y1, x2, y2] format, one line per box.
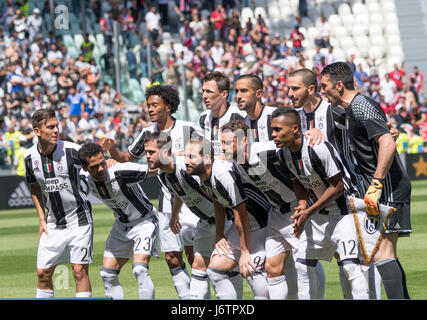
[8, 181, 34, 207]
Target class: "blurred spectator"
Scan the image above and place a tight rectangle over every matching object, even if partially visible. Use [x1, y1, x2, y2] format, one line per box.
[354, 63, 368, 92]
[346, 54, 356, 73]
[126, 46, 137, 79]
[99, 10, 114, 52]
[67, 86, 85, 117]
[145, 5, 162, 42]
[409, 66, 424, 103]
[290, 25, 304, 56]
[118, 7, 134, 48]
[389, 63, 406, 90]
[211, 4, 226, 41]
[314, 16, 330, 48]
[26, 8, 41, 42]
[0, 130, 9, 169]
[81, 34, 94, 63]
[4, 122, 20, 166]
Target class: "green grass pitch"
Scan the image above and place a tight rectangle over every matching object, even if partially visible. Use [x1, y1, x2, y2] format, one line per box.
[1, 180, 426, 299]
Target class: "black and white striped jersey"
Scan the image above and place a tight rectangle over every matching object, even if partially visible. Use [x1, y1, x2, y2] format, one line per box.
[199, 104, 246, 156]
[158, 156, 215, 223]
[346, 93, 411, 203]
[201, 159, 271, 231]
[127, 118, 203, 211]
[244, 105, 277, 143]
[278, 138, 351, 215]
[128, 118, 204, 159]
[81, 163, 154, 225]
[235, 141, 297, 214]
[24, 140, 92, 229]
[298, 99, 363, 197]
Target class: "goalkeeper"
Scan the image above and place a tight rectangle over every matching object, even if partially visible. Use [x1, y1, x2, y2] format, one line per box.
[320, 62, 412, 299]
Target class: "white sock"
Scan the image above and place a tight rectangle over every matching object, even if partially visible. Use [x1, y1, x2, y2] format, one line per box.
[228, 269, 243, 299]
[295, 259, 320, 299]
[341, 260, 369, 299]
[207, 267, 237, 299]
[283, 253, 298, 299]
[247, 272, 269, 300]
[315, 261, 325, 299]
[100, 267, 124, 299]
[76, 291, 92, 298]
[170, 263, 191, 299]
[133, 262, 155, 299]
[338, 263, 353, 299]
[36, 288, 54, 298]
[190, 269, 210, 299]
[267, 275, 288, 299]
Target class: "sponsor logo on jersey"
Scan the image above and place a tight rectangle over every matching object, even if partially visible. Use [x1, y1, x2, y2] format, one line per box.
[8, 181, 33, 207]
[42, 177, 69, 192]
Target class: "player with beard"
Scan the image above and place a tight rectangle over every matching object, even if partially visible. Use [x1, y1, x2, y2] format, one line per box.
[78, 142, 158, 300]
[220, 120, 300, 299]
[102, 85, 201, 299]
[320, 62, 411, 299]
[144, 132, 235, 299]
[287, 68, 382, 299]
[271, 107, 370, 300]
[184, 136, 272, 299]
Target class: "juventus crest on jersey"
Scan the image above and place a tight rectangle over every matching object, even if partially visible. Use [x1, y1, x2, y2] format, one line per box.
[81, 162, 154, 225]
[24, 140, 92, 229]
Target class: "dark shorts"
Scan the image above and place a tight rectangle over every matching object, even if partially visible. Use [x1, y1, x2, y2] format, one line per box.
[386, 201, 412, 237]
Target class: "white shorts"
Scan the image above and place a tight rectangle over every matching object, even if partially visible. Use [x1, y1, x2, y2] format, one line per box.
[104, 213, 159, 259]
[193, 219, 216, 258]
[294, 212, 359, 262]
[158, 200, 199, 252]
[37, 224, 93, 269]
[265, 209, 300, 259]
[212, 224, 267, 273]
[194, 218, 233, 258]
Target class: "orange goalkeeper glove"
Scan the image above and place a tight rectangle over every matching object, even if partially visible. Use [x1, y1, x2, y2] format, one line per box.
[364, 178, 383, 216]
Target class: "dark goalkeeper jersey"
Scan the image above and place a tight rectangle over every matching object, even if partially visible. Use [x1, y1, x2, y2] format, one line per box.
[346, 93, 411, 203]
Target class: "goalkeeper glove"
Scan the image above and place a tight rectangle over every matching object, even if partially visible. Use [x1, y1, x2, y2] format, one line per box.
[364, 178, 383, 216]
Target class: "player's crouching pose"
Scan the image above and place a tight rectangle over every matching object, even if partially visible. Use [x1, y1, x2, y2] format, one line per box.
[78, 142, 159, 299]
[144, 132, 232, 299]
[272, 107, 369, 299]
[24, 109, 93, 298]
[220, 120, 300, 299]
[184, 136, 272, 299]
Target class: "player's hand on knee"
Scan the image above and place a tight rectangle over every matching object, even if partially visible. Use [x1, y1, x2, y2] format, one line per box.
[291, 208, 309, 238]
[239, 252, 255, 279]
[364, 178, 383, 216]
[214, 237, 230, 256]
[169, 217, 182, 234]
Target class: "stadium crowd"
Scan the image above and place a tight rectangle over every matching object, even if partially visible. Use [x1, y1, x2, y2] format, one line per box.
[0, 0, 426, 171]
